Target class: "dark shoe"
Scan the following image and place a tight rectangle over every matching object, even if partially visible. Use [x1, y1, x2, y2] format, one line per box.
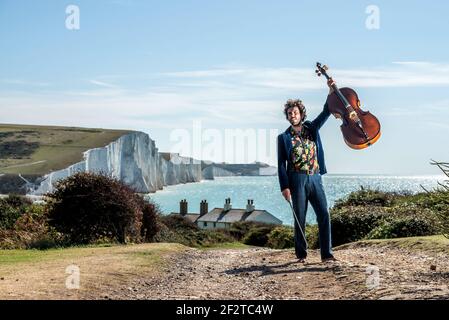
[296, 257, 307, 263]
[321, 256, 337, 263]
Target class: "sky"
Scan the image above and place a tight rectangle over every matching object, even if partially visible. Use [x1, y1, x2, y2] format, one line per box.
[1, 0, 449, 175]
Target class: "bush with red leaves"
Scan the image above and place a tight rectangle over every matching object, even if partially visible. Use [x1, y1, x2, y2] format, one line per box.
[46, 172, 159, 245]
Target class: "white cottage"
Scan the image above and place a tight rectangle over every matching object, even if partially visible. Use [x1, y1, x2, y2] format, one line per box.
[195, 198, 282, 229]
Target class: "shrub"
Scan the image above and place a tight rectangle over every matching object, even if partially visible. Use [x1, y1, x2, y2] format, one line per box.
[0, 229, 17, 249]
[267, 224, 319, 250]
[330, 187, 441, 246]
[365, 216, 438, 239]
[305, 224, 320, 249]
[46, 172, 145, 245]
[152, 221, 178, 243]
[0, 194, 32, 229]
[333, 189, 404, 209]
[156, 214, 200, 244]
[154, 214, 199, 246]
[0, 204, 21, 230]
[433, 200, 449, 238]
[330, 206, 388, 246]
[3, 194, 32, 208]
[421, 160, 449, 238]
[228, 221, 273, 241]
[136, 196, 161, 242]
[194, 229, 235, 247]
[14, 203, 48, 234]
[154, 214, 234, 247]
[159, 214, 199, 232]
[14, 204, 62, 249]
[267, 226, 294, 249]
[228, 221, 254, 240]
[242, 225, 276, 247]
[0, 203, 62, 249]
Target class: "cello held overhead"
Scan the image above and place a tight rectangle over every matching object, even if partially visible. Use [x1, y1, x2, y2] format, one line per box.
[316, 62, 381, 150]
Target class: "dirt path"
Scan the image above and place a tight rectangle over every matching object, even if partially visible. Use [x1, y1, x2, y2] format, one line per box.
[2, 242, 448, 300]
[105, 245, 449, 300]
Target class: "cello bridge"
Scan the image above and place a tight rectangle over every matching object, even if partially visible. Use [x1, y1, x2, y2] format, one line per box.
[349, 111, 359, 122]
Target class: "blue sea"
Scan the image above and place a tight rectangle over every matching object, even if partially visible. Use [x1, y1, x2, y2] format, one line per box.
[147, 175, 447, 225]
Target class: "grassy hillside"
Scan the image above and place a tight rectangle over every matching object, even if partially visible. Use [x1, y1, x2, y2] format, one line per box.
[0, 124, 132, 175]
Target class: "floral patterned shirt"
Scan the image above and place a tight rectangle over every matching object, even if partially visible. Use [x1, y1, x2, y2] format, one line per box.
[290, 126, 319, 173]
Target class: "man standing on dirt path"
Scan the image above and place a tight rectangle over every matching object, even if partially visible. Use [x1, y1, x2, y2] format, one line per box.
[277, 78, 337, 263]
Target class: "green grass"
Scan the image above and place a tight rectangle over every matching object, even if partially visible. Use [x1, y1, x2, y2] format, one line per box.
[0, 243, 188, 299]
[0, 248, 58, 265]
[0, 242, 186, 266]
[0, 242, 251, 269]
[336, 235, 449, 254]
[0, 244, 121, 265]
[0, 246, 104, 265]
[0, 124, 132, 175]
[0, 242, 248, 268]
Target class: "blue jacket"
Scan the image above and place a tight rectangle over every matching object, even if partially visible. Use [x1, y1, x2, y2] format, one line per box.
[277, 102, 331, 191]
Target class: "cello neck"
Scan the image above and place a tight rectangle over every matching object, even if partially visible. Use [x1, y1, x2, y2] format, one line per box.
[317, 63, 353, 111]
[331, 82, 351, 110]
[321, 72, 340, 94]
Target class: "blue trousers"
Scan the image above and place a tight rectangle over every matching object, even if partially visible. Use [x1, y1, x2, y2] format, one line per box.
[288, 171, 333, 259]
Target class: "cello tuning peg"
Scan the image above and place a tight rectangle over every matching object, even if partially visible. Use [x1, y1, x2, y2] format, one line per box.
[322, 65, 328, 71]
[317, 72, 321, 76]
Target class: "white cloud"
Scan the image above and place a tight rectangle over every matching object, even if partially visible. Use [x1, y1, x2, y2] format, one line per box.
[88, 79, 118, 88]
[2, 61, 449, 138]
[159, 61, 449, 90]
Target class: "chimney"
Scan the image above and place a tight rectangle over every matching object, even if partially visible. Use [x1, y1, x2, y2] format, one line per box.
[200, 200, 208, 216]
[180, 199, 188, 215]
[223, 198, 232, 212]
[246, 199, 255, 213]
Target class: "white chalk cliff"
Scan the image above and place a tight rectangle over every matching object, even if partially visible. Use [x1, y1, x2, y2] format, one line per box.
[202, 165, 236, 180]
[32, 132, 202, 195]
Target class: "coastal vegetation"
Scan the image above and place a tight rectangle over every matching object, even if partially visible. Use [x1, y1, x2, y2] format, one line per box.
[1, 166, 448, 251]
[0, 172, 160, 249]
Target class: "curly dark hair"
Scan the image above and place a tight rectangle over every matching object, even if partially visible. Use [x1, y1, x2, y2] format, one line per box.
[283, 99, 307, 122]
